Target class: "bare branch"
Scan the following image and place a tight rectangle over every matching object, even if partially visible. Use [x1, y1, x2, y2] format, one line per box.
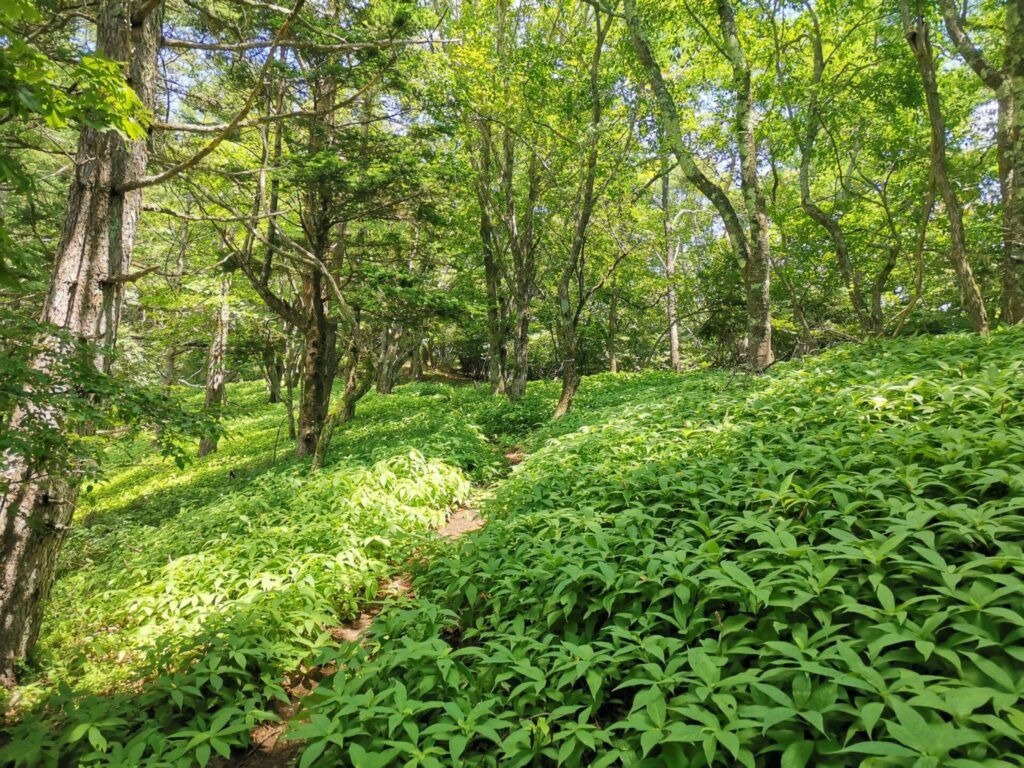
[102, 265, 159, 284]
[161, 36, 456, 53]
[121, 0, 306, 193]
[143, 204, 290, 222]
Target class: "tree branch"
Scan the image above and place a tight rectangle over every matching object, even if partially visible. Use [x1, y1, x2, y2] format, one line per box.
[120, 0, 306, 193]
[161, 36, 456, 53]
[937, 0, 1003, 91]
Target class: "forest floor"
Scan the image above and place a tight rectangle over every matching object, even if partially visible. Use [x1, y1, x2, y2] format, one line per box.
[3, 328, 1024, 767]
[242, 502, 487, 768]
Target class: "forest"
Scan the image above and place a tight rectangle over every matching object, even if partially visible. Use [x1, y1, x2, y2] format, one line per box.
[1, 0, 1023, 765]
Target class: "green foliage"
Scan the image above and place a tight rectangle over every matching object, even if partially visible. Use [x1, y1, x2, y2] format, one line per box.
[1, 383, 476, 766]
[6, 331, 1024, 766]
[0, 0, 148, 283]
[291, 328, 1024, 767]
[0, 314, 221, 490]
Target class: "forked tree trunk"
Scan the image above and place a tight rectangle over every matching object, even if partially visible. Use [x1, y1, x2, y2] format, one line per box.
[507, 298, 531, 400]
[797, 8, 874, 337]
[624, 0, 773, 370]
[901, 3, 989, 334]
[198, 274, 231, 457]
[375, 325, 405, 394]
[552, 9, 609, 419]
[938, 0, 1023, 323]
[716, 0, 774, 369]
[777, 260, 819, 358]
[0, 0, 161, 686]
[312, 325, 369, 471]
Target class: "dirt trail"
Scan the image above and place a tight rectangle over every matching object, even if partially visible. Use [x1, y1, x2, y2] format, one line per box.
[237, 503, 485, 767]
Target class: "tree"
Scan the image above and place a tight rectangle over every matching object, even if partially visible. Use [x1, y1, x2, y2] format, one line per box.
[0, 0, 163, 686]
[938, 0, 1023, 323]
[622, 0, 774, 369]
[899, 0, 989, 334]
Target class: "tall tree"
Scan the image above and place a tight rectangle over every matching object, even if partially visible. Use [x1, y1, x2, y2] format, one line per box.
[899, 0, 989, 334]
[622, 0, 774, 369]
[938, 0, 1023, 323]
[0, 0, 162, 686]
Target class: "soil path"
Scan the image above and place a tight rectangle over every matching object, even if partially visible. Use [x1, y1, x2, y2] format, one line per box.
[237, 503, 486, 767]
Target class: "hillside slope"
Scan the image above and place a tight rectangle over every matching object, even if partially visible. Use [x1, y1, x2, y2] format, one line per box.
[3, 329, 1024, 767]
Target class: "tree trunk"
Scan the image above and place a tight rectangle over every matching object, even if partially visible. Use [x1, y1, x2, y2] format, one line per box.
[608, 278, 619, 373]
[776, 257, 819, 358]
[296, 272, 338, 459]
[506, 302, 530, 401]
[552, 279, 579, 419]
[284, 330, 299, 441]
[624, 0, 772, 369]
[663, 169, 682, 372]
[716, 0, 774, 369]
[375, 325, 404, 394]
[1004, 6, 1024, 322]
[262, 340, 283, 404]
[0, 0, 161, 686]
[312, 325, 369, 471]
[474, 121, 508, 395]
[938, 0, 1023, 323]
[161, 345, 177, 386]
[797, 12, 873, 337]
[409, 339, 424, 380]
[198, 274, 231, 457]
[502, 140, 541, 402]
[551, 11, 609, 418]
[901, 3, 989, 334]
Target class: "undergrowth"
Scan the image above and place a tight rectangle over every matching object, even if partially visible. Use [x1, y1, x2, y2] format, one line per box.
[3, 329, 1024, 767]
[293, 329, 1024, 767]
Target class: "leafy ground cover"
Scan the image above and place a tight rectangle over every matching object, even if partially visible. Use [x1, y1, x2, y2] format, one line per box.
[293, 329, 1024, 767]
[3, 328, 1024, 767]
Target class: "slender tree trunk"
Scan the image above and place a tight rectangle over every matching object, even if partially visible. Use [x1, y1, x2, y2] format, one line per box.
[790, 297, 818, 358]
[776, 256, 819, 357]
[901, 3, 989, 334]
[663, 169, 682, 372]
[795, 8, 873, 337]
[312, 319, 368, 471]
[553, 279, 579, 419]
[262, 339, 283, 404]
[474, 122, 508, 395]
[284, 329, 299, 441]
[938, 0, 1023, 323]
[0, 0, 162, 686]
[608, 278, 619, 373]
[1004, 5, 1024, 322]
[161, 345, 177, 386]
[198, 274, 231, 457]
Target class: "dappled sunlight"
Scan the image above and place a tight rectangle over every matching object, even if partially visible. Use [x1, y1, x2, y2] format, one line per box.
[291, 328, 1024, 767]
